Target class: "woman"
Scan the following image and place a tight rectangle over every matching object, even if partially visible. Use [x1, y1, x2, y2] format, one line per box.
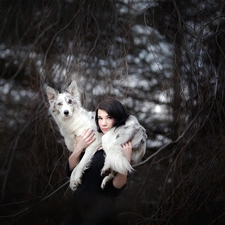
[64, 98, 132, 225]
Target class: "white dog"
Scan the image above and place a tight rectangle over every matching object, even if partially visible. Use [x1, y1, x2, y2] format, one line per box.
[46, 80, 147, 190]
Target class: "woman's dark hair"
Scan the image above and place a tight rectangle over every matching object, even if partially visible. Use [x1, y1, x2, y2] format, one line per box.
[95, 97, 130, 133]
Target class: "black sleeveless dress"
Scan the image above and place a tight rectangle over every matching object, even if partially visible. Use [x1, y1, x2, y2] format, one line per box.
[63, 150, 125, 225]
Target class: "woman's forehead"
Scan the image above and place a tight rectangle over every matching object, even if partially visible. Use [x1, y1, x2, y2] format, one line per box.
[98, 109, 109, 117]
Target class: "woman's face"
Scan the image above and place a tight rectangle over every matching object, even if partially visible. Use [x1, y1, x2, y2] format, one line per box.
[97, 109, 115, 134]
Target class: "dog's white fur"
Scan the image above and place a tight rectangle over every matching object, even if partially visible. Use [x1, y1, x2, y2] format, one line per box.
[101, 115, 147, 188]
[46, 80, 147, 190]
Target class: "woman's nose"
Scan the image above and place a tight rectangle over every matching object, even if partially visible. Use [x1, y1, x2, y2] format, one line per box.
[102, 119, 107, 125]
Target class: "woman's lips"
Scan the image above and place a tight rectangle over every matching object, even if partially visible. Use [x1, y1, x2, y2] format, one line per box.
[101, 128, 108, 132]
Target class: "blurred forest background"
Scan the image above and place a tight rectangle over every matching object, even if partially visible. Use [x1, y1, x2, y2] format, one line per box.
[1, 0, 225, 224]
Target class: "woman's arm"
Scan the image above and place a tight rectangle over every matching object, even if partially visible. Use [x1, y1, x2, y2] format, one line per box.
[112, 141, 132, 189]
[68, 129, 95, 170]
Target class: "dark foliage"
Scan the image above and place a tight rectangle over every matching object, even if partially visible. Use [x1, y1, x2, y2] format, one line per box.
[1, 0, 225, 225]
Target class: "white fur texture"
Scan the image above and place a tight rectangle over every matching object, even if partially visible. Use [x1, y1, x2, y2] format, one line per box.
[46, 81, 102, 190]
[46, 80, 147, 191]
[101, 115, 147, 188]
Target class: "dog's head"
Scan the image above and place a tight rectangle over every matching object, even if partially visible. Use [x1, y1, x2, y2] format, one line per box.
[46, 80, 81, 119]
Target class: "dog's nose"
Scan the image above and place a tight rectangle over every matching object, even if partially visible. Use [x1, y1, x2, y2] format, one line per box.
[64, 110, 69, 116]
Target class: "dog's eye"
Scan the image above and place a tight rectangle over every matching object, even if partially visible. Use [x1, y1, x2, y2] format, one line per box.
[58, 102, 63, 106]
[68, 99, 72, 104]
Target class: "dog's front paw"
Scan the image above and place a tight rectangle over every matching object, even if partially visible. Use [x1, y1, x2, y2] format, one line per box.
[70, 176, 82, 191]
[101, 165, 112, 177]
[69, 182, 77, 191]
[101, 177, 108, 189]
[70, 169, 82, 191]
[69, 180, 78, 191]
[101, 173, 115, 189]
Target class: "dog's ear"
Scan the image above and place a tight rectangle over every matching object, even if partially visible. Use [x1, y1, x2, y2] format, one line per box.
[46, 86, 58, 102]
[66, 80, 79, 97]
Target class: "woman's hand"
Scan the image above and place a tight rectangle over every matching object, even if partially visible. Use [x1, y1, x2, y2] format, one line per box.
[112, 141, 132, 189]
[68, 129, 95, 170]
[74, 129, 96, 152]
[121, 141, 132, 163]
